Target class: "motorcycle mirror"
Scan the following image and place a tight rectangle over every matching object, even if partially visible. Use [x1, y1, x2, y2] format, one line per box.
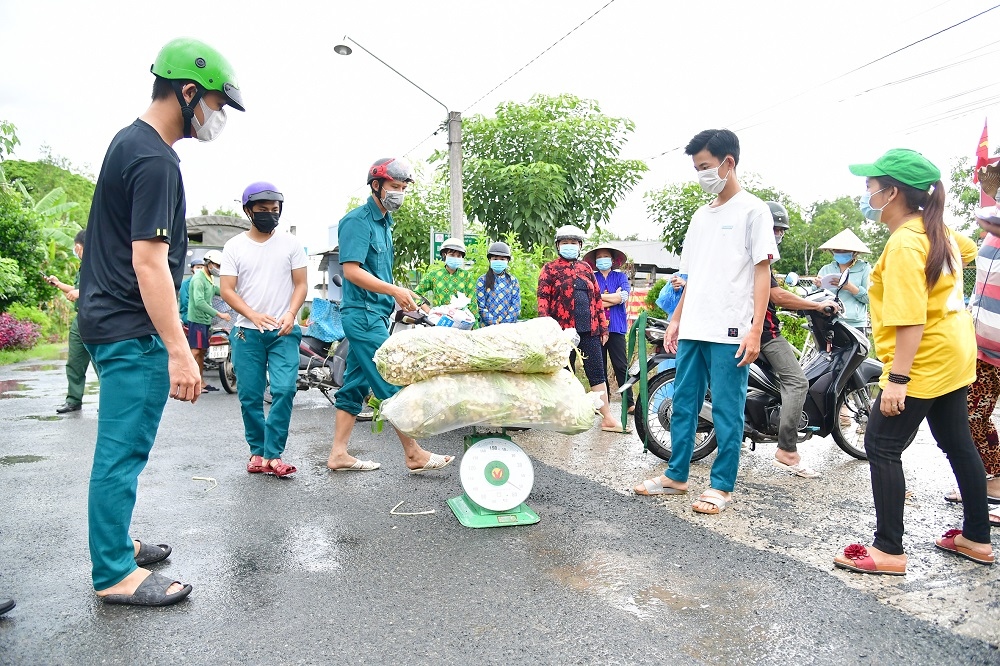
[784, 271, 799, 287]
[837, 269, 849, 288]
[331, 273, 343, 287]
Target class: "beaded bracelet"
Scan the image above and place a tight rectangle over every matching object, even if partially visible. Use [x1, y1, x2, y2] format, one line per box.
[887, 372, 911, 385]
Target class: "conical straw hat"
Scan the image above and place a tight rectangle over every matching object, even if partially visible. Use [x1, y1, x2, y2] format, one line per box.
[818, 228, 870, 253]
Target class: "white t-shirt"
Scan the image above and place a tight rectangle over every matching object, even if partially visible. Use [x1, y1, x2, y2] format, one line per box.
[677, 190, 778, 344]
[220, 231, 309, 330]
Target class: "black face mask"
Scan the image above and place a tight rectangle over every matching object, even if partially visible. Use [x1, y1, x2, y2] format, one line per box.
[252, 212, 280, 234]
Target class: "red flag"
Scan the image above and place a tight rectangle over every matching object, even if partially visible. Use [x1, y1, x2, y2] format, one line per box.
[974, 121, 988, 184]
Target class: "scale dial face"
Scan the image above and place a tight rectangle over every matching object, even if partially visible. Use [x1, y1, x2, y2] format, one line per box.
[460, 438, 534, 512]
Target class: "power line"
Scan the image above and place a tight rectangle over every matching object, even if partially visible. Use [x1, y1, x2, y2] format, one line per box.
[462, 0, 620, 114]
[647, 3, 1000, 161]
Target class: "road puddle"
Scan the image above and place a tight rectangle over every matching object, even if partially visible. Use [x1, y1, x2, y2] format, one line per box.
[0, 379, 30, 399]
[19, 415, 60, 422]
[15, 364, 60, 372]
[0, 454, 47, 466]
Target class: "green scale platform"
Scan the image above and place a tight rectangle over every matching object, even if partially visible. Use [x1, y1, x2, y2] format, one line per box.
[446, 432, 540, 528]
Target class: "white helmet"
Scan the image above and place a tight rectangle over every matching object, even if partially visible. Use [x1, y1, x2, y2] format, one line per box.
[554, 225, 587, 244]
[202, 249, 224, 266]
[440, 237, 467, 257]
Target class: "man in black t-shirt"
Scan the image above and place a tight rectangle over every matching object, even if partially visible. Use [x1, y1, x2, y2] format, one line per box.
[76, 38, 244, 608]
[759, 202, 837, 479]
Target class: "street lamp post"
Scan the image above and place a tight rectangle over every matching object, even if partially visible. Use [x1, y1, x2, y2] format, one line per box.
[334, 36, 464, 239]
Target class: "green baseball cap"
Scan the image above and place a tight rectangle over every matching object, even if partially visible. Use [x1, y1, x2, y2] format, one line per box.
[151, 38, 244, 112]
[849, 148, 940, 191]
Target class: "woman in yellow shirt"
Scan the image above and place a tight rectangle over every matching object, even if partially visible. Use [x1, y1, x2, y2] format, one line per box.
[834, 149, 994, 575]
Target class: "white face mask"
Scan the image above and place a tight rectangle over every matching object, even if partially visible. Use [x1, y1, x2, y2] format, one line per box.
[191, 98, 227, 142]
[697, 159, 730, 195]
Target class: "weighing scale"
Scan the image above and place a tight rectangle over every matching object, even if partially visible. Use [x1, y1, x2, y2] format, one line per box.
[447, 431, 540, 528]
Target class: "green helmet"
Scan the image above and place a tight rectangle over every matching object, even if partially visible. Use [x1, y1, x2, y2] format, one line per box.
[151, 38, 245, 112]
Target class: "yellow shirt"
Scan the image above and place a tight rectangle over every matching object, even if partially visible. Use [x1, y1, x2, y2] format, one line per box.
[870, 217, 977, 398]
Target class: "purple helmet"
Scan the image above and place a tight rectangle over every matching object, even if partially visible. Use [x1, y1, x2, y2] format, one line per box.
[242, 181, 284, 211]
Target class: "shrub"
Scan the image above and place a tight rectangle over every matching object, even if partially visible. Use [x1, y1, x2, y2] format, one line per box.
[0, 312, 40, 350]
[643, 278, 668, 319]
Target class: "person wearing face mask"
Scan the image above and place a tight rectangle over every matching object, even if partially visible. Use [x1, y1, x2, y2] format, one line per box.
[326, 158, 454, 474]
[475, 241, 521, 326]
[187, 249, 230, 392]
[75, 38, 244, 607]
[812, 229, 871, 331]
[537, 225, 625, 433]
[757, 202, 838, 479]
[219, 183, 308, 477]
[582, 243, 633, 415]
[46, 229, 98, 414]
[634, 129, 777, 516]
[833, 148, 992, 576]
[417, 237, 478, 321]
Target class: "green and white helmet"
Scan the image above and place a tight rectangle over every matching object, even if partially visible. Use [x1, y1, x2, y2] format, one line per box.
[151, 37, 244, 111]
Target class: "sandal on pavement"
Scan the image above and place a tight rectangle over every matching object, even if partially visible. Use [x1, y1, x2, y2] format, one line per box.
[100, 572, 193, 607]
[935, 529, 995, 565]
[409, 453, 453, 474]
[833, 544, 906, 576]
[692, 489, 731, 515]
[634, 477, 687, 496]
[944, 488, 1000, 504]
[772, 459, 821, 479]
[266, 459, 297, 477]
[991, 508, 1000, 529]
[601, 424, 631, 434]
[133, 541, 171, 567]
[331, 459, 381, 472]
[247, 455, 269, 474]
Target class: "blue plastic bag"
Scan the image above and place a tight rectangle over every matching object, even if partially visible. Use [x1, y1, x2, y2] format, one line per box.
[304, 298, 345, 342]
[655, 273, 687, 317]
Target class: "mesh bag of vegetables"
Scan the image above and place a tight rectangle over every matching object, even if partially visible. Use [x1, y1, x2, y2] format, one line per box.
[380, 369, 597, 437]
[375, 317, 575, 386]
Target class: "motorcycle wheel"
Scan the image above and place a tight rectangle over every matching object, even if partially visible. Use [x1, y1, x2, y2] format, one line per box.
[634, 369, 718, 463]
[263, 375, 272, 405]
[219, 353, 237, 393]
[832, 379, 915, 459]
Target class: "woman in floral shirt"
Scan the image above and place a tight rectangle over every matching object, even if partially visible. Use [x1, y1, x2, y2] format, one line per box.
[537, 225, 625, 433]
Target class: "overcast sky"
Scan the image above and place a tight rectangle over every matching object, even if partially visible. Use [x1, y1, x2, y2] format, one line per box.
[1, 0, 998, 255]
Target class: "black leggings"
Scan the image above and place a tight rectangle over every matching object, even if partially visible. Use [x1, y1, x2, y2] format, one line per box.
[570, 333, 606, 388]
[603, 332, 631, 407]
[865, 385, 990, 554]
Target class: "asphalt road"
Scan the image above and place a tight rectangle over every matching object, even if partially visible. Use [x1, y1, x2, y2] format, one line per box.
[0, 359, 998, 665]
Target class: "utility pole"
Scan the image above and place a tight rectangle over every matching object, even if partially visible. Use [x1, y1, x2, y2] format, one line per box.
[448, 111, 464, 239]
[335, 36, 465, 238]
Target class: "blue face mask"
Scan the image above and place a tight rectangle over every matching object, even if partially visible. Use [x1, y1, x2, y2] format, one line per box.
[490, 260, 508, 273]
[595, 257, 613, 271]
[833, 252, 855, 265]
[559, 244, 580, 260]
[445, 256, 463, 270]
[859, 187, 888, 222]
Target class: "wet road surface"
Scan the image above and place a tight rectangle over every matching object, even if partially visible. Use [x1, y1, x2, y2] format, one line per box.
[0, 359, 998, 665]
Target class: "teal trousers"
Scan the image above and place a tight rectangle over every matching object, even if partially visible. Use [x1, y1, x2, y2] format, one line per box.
[230, 325, 301, 459]
[335, 308, 399, 415]
[85, 335, 169, 590]
[666, 340, 749, 493]
[66, 316, 95, 405]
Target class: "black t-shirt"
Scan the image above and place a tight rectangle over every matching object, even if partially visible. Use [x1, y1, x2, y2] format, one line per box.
[78, 120, 187, 344]
[760, 272, 781, 343]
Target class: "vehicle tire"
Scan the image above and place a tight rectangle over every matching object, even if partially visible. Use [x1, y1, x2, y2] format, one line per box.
[219, 354, 237, 393]
[832, 379, 915, 459]
[634, 369, 718, 463]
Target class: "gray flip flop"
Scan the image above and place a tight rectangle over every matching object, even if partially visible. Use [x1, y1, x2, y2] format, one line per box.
[101, 572, 192, 607]
[133, 541, 171, 567]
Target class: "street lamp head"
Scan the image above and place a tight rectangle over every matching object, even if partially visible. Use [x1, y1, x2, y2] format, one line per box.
[334, 43, 352, 56]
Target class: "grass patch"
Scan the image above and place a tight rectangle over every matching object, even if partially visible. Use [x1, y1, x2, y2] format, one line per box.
[0, 342, 67, 367]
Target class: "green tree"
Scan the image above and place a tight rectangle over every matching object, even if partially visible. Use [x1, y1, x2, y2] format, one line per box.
[0, 120, 20, 160]
[779, 197, 868, 275]
[461, 232, 553, 319]
[2, 159, 95, 227]
[0, 181, 48, 311]
[389, 164, 449, 282]
[454, 94, 647, 250]
[644, 182, 712, 253]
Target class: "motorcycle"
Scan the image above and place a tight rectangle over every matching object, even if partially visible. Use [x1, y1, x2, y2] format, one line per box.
[628, 273, 911, 462]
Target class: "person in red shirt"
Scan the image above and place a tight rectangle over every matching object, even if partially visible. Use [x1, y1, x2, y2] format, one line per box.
[537, 225, 624, 433]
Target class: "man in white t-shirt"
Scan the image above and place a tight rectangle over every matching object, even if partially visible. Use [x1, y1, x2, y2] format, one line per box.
[635, 129, 777, 515]
[220, 181, 308, 478]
